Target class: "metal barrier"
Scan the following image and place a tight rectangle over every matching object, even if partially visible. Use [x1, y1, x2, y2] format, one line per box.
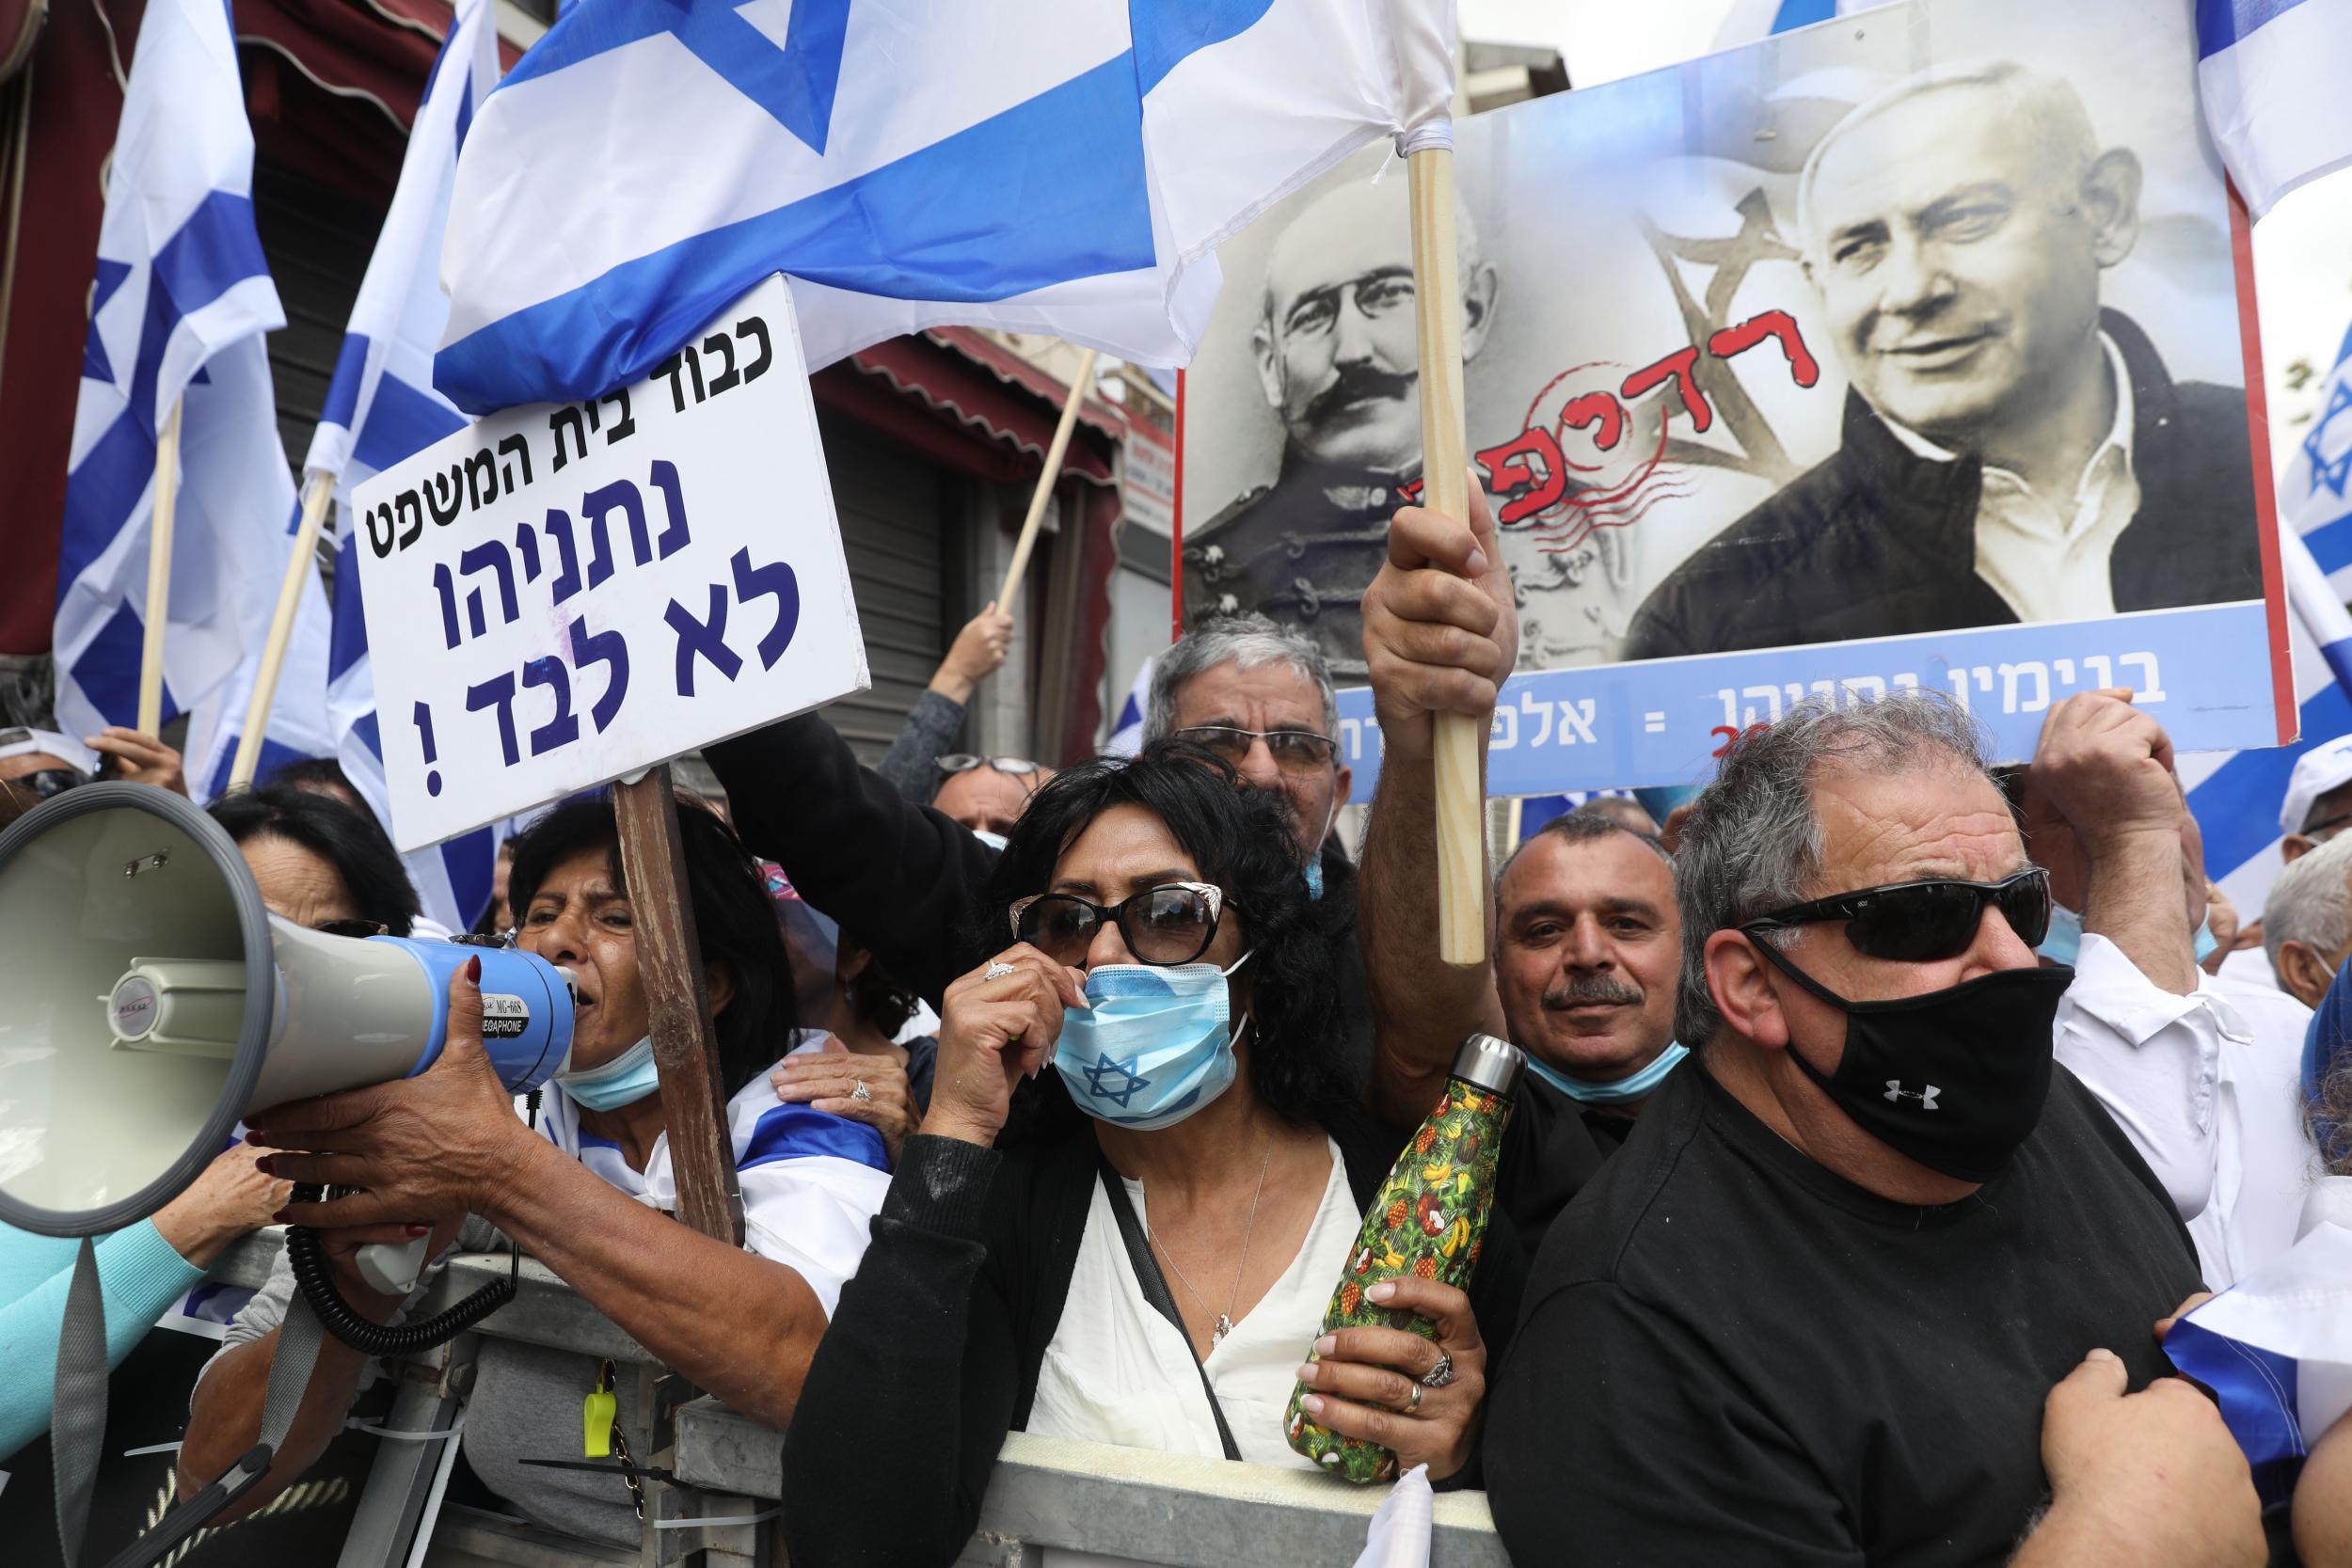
[207, 1233, 1515, 1567]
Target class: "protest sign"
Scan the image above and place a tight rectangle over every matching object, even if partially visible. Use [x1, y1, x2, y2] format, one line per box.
[1177, 0, 2291, 797]
[352, 276, 866, 851]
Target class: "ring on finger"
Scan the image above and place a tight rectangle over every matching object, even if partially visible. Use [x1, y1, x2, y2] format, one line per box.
[983, 961, 1017, 980]
[1421, 1350, 1454, 1388]
[1405, 1383, 1423, 1416]
[850, 1079, 872, 1102]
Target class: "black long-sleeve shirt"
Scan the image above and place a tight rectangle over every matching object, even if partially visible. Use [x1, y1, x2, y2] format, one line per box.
[780, 1111, 1526, 1568]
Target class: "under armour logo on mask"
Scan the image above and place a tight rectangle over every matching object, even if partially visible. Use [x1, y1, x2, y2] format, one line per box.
[1883, 1080, 1941, 1110]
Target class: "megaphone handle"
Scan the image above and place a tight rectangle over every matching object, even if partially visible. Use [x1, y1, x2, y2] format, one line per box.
[356, 1237, 429, 1298]
[100, 1442, 275, 1568]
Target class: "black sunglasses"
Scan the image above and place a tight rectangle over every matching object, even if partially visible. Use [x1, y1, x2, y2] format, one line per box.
[1008, 882, 1235, 968]
[1740, 868, 2050, 962]
[11, 768, 89, 800]
[314, 918, 391, 940]
[1172, 725, 1337, 775]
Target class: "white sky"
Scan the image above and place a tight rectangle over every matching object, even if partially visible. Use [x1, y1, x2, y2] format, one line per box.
[1457, 0, 2352, 481]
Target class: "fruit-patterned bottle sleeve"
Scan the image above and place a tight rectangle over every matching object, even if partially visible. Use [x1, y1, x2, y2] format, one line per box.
[1284, 1034, 1523, 1482]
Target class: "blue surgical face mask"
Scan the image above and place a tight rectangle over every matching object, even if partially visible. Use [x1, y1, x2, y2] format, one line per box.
[1302, 799, 1339, 902]
[1523, 1041, 1689, 1105]
[972, 829, 1009, 851]
[2037, 902, 2217, 967]
[556, 1035, 661, 1111]
[1054, 951, 1253, 1132]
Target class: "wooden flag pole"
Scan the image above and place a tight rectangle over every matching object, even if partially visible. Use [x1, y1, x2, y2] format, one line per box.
[228, 468, 339, 790]
[995, 347, 1098, 612]
[612, 766, 743, 1246]
[135, 397, 185, 737]
[1406, 147, 1487, 968]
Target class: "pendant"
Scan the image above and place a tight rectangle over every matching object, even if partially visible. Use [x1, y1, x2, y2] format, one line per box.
[1211, 1314, 1234, 1345]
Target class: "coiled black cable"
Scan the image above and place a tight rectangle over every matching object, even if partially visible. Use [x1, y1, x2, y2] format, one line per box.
[282, 1089, 538, 1355]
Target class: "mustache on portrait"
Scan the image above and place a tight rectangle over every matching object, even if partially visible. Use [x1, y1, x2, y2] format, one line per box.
[1304, 363, 1417, 426]
[1543, 974, 1645, 1010]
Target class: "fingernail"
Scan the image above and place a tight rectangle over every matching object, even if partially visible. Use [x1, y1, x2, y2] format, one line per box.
[465, 955, 482, 982]
[272, 1209, 293, 1225]
[1300, 1395, 1325, 1418]
[255, 1157, 278, 1176]
[2087, 1347, 2119, 1364]
[1295, 1363, 1318, 1385]
[1367, 1281, 1394, 1303]
[405, 1223, 431, 1238]
[1465, 548, 1488, 576]
[1313, 1335, 1336, 1357]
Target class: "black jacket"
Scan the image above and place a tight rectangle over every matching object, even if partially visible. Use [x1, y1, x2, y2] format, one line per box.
[779, 1109, 1528, 1568]
[1624, 310, 2262, 659]
[704, 713, 1375, 1091]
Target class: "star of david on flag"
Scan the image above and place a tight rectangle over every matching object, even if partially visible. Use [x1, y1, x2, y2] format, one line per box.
[435, 0, 1460, 414]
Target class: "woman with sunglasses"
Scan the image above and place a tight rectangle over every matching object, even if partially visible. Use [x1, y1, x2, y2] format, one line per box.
[779, 742, 1525, 1568]
[183, 794, 893, 1550]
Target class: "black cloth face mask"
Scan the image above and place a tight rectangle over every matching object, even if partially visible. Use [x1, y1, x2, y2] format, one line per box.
[1747, 939, 2075, 1183]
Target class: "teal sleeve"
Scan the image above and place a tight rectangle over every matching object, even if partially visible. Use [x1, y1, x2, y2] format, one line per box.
[0, 1223, 208, 1461]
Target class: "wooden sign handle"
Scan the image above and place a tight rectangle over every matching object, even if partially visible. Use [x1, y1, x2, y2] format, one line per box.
[612, 767, 743, 1246]
[1407, 148, 1487, 969]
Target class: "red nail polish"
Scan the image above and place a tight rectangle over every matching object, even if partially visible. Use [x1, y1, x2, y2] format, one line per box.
[255, 1157, 277, 1176]
[465, 954, 482, 982]
[405, 1223, 432, 1238]
[272, 1209, 293, 1225]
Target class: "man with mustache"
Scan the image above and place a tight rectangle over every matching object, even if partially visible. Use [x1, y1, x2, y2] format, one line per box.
[1624, 62, 2262, 660]
[1359, 487, 1687, 1242]
[1184, 179, 1499, 679]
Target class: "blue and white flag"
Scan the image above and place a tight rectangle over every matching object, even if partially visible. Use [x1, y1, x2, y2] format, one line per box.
[311, 0, 510, 930]
[55, 0, 293, 749]
[435, 0, 1457, 413]
[2199, 0, 2352, 220]
[2165, 1178, 2352, 1509]
[183, 497, 340, 801]
[1713, 0, 1893, 50]
[1104, 654, 1153, 756]
[2185, 323, 2352, 916]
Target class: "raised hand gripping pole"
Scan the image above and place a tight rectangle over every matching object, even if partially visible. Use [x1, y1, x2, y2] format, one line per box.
[1406, 146, 1486, 968]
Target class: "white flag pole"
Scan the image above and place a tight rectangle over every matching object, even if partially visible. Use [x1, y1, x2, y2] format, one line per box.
[996, 348, 1099, 613]
[1406, 144, 1486, 968]
[136, 397, 184, 736]
[228, 467, 339, 789]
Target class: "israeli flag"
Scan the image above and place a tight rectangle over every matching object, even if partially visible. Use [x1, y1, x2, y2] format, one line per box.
[2164, 1179, 2352, 1508]
[311, 0, 512, 930]
[434, 0, 1458, 413]
[2184, 323, 2352, 918]
[54, 0, 293, 749]
[183, 498, 340, 802]
[1104, 655, 1153, 756]
[2199, 0, 2352, 220]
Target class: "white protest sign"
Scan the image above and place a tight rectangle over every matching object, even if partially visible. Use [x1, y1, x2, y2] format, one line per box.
[352, 275, 866, 851]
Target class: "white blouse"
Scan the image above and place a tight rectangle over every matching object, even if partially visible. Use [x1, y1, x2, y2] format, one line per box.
[1027, 1136, 1359, 1468]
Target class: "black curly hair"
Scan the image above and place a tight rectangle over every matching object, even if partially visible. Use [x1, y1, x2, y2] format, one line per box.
[211, 784, 422, 938]
[978, 739, 1351, 1140]
[506, 791, 794, 1097]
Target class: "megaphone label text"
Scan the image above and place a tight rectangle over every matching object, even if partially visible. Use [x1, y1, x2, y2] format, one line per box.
[481, 993, 530, 1040]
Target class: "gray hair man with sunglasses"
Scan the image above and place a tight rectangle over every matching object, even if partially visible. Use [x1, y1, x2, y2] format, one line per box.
[1486, 693, 2264, 1568]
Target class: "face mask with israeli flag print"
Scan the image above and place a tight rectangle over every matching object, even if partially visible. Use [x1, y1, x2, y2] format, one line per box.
[1053, 952, 1254, 1132]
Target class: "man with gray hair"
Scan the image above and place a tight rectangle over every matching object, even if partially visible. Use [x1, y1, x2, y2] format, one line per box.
[1484, 693, 2261, 1566]
[2266, 831, 2352, 1007]
[1626, 61, 2261, 659]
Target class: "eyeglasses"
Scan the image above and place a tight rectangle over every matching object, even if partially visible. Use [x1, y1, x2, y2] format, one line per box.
[1281, 272, 1417, 341]
[10, 768, 89, 800]
[1740, 868, 2050, 963]
[1008, 882, 1236, 968]
[1173, 725, 1337, 775]
[937, 754, 1041, 779]
[314, 918, 391, 940]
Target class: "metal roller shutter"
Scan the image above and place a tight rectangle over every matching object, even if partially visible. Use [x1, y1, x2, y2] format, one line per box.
[250, 161, 381, 467]
[815, 410, 953, 765]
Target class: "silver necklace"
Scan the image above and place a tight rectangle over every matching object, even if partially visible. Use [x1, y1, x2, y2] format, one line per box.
[1151, 1136, 1275, 1347]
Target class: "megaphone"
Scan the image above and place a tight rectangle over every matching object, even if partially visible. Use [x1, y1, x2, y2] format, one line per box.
[0, 783, 574, 1240]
